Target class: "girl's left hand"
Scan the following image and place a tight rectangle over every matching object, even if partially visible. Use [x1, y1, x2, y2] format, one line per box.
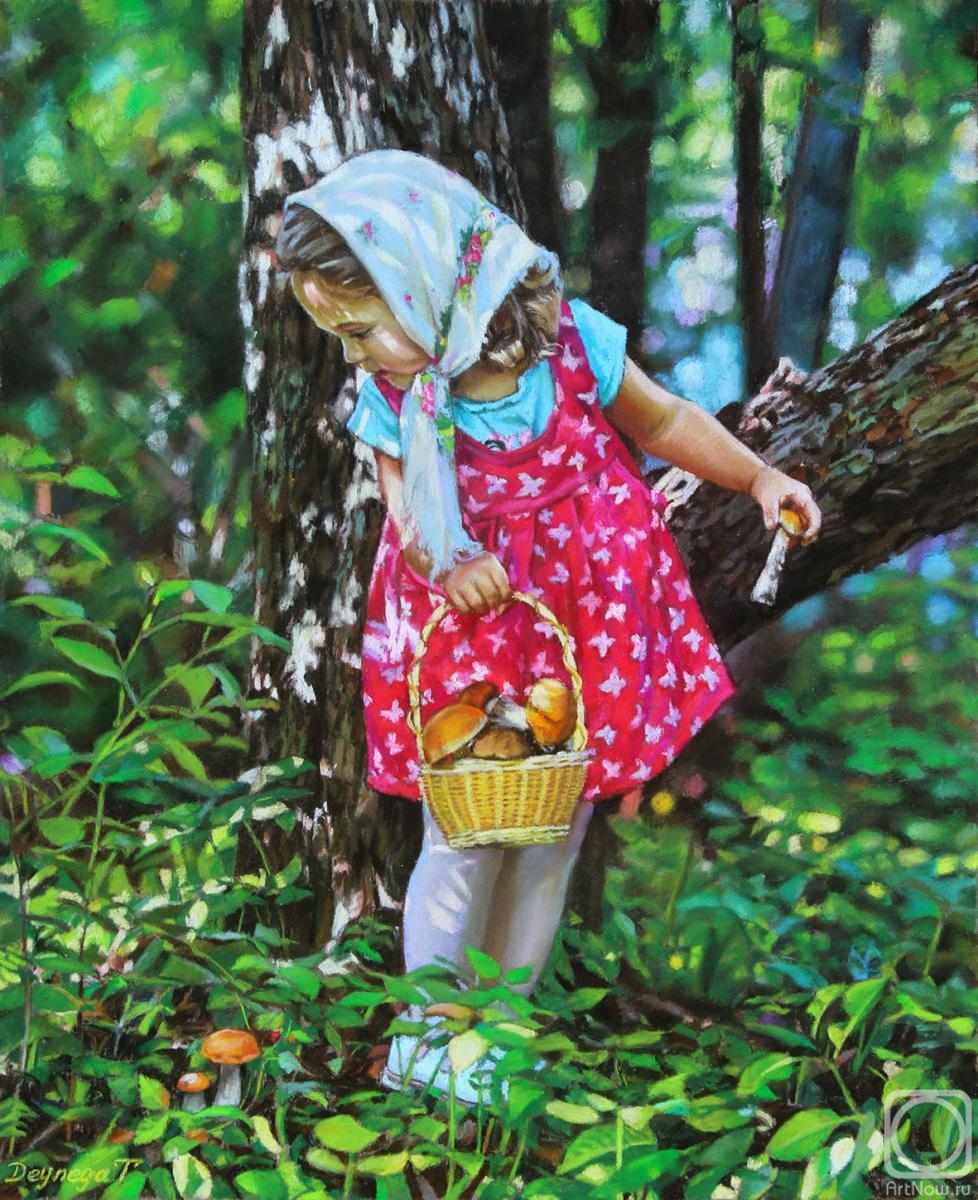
[750, 466, 822, 544]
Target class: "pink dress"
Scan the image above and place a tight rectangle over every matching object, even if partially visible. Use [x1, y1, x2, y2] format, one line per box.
[361, 303, 734, 802]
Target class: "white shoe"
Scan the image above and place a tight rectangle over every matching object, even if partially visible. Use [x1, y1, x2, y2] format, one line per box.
[380, 1034, 509, 1107]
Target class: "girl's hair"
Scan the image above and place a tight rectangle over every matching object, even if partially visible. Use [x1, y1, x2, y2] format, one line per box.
[276, 202, 561, 370]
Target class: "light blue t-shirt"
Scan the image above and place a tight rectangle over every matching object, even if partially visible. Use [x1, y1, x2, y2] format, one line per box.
[347, 298, 627, 457]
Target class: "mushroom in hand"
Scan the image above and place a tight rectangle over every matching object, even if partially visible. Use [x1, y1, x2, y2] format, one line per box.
[200, 1029, 260, 1107]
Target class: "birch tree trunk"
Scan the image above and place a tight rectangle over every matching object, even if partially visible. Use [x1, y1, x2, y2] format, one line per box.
[240, 0, 521, 950]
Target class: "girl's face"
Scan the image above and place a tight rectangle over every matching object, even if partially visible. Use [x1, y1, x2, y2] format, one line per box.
[292, 271, 431, 386]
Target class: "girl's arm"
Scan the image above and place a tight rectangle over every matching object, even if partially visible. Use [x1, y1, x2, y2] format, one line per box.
[375, 451, 511, 614]
[605, 359, 821, 539]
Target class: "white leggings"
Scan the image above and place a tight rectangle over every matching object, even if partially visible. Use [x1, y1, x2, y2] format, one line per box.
[403, 802, 593, 995]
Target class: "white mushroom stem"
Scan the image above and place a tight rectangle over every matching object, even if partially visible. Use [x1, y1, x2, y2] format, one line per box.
[751, 526, 792, 606]
[181, 1092, 206, 1113]
[487, 694, 528, 731]
[212, 1064, 242, 1107]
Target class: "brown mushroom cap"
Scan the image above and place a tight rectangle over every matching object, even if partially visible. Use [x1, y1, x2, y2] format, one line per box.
[177, 1071, 212, 1093]
[201, 1029, 260, 1065]
[457, 681, 500, 710]
[526, 678, 576, 748]
[471, 727, 534, 760]
[421, 703, 488, 765]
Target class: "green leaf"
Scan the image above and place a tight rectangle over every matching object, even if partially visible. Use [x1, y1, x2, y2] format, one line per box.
[314, 1115, 381, 1154]
[138, 1074, 170, 1112]
[234, 1171, 288, 1200]
[161, 738, 208, 782]
[164, 664, 215, 708]
[56, 1145, 132, 1198]
[358, 1152, 410, 1176]
[736, 1054, 797, 1097]
[39, 816, 86, 846]
[41, 257, 79, 288]
[134, 1111, 169, 1144]
[546, 1100, 599, 1125]
[768, 1109, 850, 1161]
[171, 1153, 211, 1199]
[64, 466, 120, 498]
[0, 670, 84, 700]
[464, 946, 500, 980]
[102, 1171, 147, 1200]
[94, 297, 142, 330]
[250, 1114, 283, 1156]
[51, 637, 121, 680]
[276, 965, 321, 1000]
[29, 522, 110, 564]
[306, 1148, 345, 1174]
[11, 594, 86, 618]
[189, 580, 234, 613]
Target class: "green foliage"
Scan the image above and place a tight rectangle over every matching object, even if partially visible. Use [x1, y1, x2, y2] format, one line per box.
[2, 2, 975, 1197]
[3, 0, 249, 586]
[2, 502, 975, 1195]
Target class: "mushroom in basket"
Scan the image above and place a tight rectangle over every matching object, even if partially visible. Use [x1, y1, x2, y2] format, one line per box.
[421, 703, 489, 765]
[422, 676, 577, 764]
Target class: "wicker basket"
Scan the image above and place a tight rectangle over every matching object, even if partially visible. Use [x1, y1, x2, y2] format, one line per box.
[408, 591, 590, 848]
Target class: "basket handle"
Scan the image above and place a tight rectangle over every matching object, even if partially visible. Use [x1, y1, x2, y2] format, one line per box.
[406, 591, 588, 759]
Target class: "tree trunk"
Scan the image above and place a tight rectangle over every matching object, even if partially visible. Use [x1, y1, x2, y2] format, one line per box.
[484, 0, 563, 257]
[585, 0, 661, 344]
[732, 0, 773, 393]
[240, 0, 522, 950]
[768, 0, 873, 370]
[660, 261, 978, 649]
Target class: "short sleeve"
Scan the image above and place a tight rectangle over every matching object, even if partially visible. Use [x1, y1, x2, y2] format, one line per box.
[347, 376, 402, 458]
[568, 298, 628, 407]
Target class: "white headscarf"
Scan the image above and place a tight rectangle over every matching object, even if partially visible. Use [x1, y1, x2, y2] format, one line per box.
[283, 150, 560, 578]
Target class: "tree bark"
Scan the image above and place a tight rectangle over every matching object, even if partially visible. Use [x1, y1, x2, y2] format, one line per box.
[585, 0, 661, 344]
[484, 0, 563, 257]
[660, 261, 978, 650]
[768, 0, 873, 371]
[240, 0, 522, 950]
[732, 0, 773, 393]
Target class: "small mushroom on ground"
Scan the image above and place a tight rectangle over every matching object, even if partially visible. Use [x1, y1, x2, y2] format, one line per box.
[201, 1029, 260, 1107]
[470, 727, 534, 760]
[526, 678, 576, 748]
[177, 1071, 211, 1113]
[421, 703, 488, 765]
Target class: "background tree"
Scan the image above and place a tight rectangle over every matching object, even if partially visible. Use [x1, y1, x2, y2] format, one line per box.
[768, 0, 874, 371]
[239, 0, 524, 949]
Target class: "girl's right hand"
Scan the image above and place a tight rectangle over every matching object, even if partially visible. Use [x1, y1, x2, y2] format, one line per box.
[437, 552, 512, 614]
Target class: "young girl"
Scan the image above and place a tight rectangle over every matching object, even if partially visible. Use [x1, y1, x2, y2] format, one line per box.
[276, 150, 820, 1104]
